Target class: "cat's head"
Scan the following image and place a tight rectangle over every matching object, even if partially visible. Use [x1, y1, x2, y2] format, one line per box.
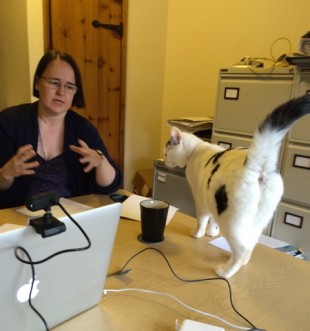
[164, 126, 200, 168]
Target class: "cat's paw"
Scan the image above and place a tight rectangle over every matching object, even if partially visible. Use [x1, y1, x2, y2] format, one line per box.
[215, 266, 232, 279]
[206, 225, 219, 237]
[191, 228, 205, 239]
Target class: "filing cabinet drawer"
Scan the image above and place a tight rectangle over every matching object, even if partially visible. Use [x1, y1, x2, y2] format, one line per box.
[153, 161, 196, 216]
[214, 77, 293, 135]
[211, 132, 252, 149]
[281, 144, 310, 206]
[290, 78, 310, 142]
[289, 115, 310, 143]
[272, 202, 310, 260]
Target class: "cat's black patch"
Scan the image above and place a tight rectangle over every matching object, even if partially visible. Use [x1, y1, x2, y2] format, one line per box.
[204, 148, 240, 168]
[212, 150, 230, 164]
[205, 149, 229, 168]
[215, 185, 228, 215]
[207, 164, 220, 188]
[240, 148, 250, 167]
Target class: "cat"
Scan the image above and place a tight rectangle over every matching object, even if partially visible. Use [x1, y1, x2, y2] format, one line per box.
[164, 94, 310, 278]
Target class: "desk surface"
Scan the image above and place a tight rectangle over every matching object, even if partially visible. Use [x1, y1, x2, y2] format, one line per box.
[1, 194, 310, 331]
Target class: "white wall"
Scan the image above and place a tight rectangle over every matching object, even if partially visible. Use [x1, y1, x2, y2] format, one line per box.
[27, 0, 44, 101]
[0, 0, 44, 110]
[0, 0, 30, 110]
[123, 0, 168, 189]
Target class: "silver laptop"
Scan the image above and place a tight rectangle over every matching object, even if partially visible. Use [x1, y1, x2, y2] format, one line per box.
[0, 202, 121, 331]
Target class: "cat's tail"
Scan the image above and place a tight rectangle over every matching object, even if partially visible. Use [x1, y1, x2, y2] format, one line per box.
[247, 94, 310, 173]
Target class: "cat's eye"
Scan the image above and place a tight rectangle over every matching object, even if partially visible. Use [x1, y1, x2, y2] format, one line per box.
[166, 139, 174, 148]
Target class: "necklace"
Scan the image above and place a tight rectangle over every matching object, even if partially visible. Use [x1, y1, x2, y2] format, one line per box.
[38, 127, 47, 161]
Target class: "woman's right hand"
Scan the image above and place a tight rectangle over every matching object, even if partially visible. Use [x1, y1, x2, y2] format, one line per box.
[0, 145, 39, 190]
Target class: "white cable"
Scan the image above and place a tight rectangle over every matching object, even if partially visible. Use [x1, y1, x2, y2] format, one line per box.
[103, 288, 250, 330]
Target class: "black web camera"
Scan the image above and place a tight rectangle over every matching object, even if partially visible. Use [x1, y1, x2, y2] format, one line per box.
[26, 192, 66, 238]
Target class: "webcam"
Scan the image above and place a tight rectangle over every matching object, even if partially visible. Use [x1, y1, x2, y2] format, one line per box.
[26, 192, 66, 238]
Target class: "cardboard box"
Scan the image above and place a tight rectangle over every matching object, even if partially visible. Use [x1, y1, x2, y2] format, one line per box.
[132, 169, 153, 197]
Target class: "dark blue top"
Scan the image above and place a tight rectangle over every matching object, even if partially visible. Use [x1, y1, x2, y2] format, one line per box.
[27, 154, 73, 198]
[0, 102, 122, 209]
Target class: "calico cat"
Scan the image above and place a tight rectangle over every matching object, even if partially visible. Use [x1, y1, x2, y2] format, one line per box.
[164, 94, 310, 278]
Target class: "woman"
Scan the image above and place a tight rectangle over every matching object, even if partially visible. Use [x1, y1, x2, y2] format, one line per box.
[0, 50, 122, 209]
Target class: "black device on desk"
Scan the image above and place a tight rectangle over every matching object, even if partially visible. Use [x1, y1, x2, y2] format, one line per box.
[109, 193, 128, 203]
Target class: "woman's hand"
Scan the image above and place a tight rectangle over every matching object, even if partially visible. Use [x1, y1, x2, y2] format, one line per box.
[69, 139, 116, 186]
[0, 144, 39, 190]
[69, 139, 103, 173]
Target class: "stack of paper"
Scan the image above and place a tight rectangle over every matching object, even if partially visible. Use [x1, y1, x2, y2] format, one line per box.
[299, 31, 310, 55]
[167, 117, 213, 134]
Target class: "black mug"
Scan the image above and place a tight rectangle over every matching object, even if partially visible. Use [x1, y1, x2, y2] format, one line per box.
[139, 199, 169, 243]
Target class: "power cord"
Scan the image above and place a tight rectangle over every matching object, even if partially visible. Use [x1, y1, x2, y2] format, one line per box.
[15, 246, 49, 331]
[104, 288, 250, 330]
[270, 37, 292, 63]
[14, 200, 92, 331]
[15, 201, 91, 266]
[240, 37, 293, 73]
[107, 247, 261, 331]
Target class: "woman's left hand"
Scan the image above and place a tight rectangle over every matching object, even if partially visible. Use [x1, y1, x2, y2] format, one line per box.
[69, 139, 103, 173]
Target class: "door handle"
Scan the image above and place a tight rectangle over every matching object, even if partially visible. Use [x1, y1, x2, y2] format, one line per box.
[92, 20, 123, 38]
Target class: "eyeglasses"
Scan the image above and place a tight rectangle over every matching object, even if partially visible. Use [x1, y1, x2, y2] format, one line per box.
[39, 76, 78, 95]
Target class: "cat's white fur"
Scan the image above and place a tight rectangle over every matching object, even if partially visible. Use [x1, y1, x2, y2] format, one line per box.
[164, 95, 310, 278]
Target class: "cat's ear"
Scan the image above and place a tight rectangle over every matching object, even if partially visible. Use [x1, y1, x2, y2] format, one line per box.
[171, 126, 182, 145]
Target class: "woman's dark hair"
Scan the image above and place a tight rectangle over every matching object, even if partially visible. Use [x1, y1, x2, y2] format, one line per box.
[32, 50, 85, 108]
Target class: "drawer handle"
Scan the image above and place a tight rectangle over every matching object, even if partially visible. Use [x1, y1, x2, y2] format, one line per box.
[293, 154, 310, 170]
[218, 141, 232, 149]
[224, 87, 240, 100]
[284, 212, 303, 228]
[157, 172, 166, 183]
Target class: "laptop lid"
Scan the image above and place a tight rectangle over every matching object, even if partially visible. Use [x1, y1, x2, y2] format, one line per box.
[0, 202, 121, 331]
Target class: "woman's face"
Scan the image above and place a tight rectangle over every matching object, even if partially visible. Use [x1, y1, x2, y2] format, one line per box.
[35, 59, 77, 117]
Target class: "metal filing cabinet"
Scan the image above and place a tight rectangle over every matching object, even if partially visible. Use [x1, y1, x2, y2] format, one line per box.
[271, 70, 310, 259]
[152, 159, 196, 217]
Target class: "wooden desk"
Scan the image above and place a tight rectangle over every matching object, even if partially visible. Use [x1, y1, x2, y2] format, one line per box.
[1, 195, 310, 331]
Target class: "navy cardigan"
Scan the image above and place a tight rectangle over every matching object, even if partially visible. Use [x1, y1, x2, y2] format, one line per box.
[0, 102, 122, 209]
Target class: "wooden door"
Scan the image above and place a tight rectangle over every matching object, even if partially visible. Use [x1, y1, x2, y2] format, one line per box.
[43, 0, 127, 172]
